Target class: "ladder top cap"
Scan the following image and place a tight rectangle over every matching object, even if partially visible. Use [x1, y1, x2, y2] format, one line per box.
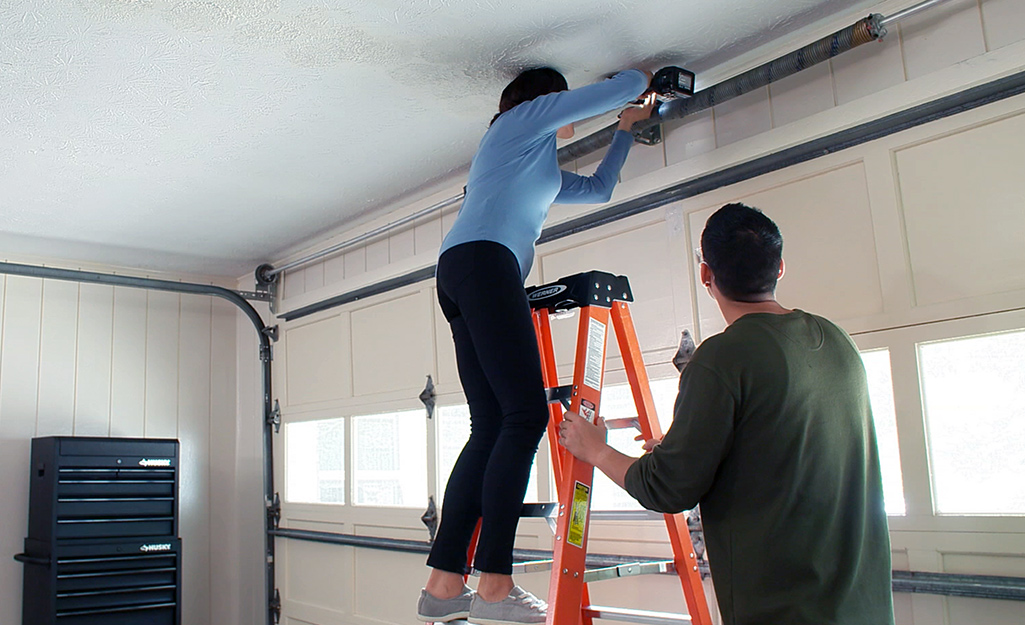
[526, 271, 633, 312]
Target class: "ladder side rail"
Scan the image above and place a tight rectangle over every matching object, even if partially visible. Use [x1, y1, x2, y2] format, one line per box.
[546, 305, 610, 625]
[533, 309, 595, 625]
[609, 302, 665, 442]
[609, 303, 714, 625]
[465, 520, 482, 580]
[533, 310, 567, 487]
[663, 513, 713, 625]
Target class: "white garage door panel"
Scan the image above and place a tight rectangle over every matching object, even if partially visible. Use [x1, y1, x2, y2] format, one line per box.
[286, 540, 352, 612]
[540, 222, 680, 369]
[690, 162, 883, 339]
[946, 597, 1025, 625]
[351, 292, 432, 396]
[896, 111, 1025, 307]
[941, 552, 1025, 624]
[943, 552, 1025, 578]
[353, 550, 425, 621]
[285, 314, 353, 406]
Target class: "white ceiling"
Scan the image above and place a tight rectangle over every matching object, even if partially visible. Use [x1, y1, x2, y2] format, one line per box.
[0, 0, 877, 277]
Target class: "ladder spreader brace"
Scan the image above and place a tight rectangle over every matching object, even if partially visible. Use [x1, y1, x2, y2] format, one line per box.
[527, 270, 712, 625]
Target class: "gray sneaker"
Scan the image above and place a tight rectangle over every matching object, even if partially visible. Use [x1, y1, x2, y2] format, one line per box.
[468, 586, 547, 625]
[417, 585, 474, 622]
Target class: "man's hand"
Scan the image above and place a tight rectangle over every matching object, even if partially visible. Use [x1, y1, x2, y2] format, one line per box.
[635, 434, 663, 453]
[558, 410, 609, 466]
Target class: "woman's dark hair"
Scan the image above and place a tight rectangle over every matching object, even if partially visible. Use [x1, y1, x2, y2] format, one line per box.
[491, 67, 568, 125]
[700, 203, 783, 301]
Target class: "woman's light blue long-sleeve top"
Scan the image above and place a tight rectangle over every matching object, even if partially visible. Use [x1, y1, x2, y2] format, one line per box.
[439, 69, 649, 280]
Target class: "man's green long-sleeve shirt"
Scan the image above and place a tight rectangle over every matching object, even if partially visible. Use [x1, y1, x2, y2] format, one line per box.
[624, 311, 893, 625]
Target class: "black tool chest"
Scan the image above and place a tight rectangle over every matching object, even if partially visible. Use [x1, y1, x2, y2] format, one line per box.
[16, 437, 182, 625]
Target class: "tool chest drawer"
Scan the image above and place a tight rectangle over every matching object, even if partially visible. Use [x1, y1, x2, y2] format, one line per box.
[19, 537, 182, 625]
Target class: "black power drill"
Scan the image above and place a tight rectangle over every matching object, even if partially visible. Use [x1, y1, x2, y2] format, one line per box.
[631, 66, 695, 105]
[649, 66, 696, 102]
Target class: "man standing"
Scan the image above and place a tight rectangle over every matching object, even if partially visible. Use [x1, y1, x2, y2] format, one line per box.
[559, 203, 894, 625]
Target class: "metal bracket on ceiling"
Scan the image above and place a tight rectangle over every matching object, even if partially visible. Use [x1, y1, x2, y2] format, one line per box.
[238, 289, 273, 302]
[634, 123, 663, 146]
[255, 263, 279, 314]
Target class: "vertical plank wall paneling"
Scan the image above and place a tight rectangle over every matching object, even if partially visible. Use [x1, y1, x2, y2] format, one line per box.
[74, 283, 114, 436]
[0, 276, 42, 625]
[0, 274, 239, 625]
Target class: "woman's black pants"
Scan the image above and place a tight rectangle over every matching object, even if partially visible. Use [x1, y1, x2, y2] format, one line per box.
[426, 241, 549, 575]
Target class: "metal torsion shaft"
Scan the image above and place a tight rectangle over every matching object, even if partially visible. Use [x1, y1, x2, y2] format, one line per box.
[557, 14, 886, 165]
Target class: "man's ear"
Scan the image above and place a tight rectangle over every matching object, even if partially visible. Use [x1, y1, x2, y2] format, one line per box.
[699, 262, 712, 287]
[777, 258, 785, 280]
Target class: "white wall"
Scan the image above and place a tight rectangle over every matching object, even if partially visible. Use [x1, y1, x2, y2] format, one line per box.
[0, 263, 251, 625]
[259, 1, 1025, 624]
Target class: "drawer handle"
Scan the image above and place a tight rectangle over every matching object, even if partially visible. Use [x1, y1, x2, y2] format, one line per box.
[56, 601, 176, 617]
[14, 553, 51, 567]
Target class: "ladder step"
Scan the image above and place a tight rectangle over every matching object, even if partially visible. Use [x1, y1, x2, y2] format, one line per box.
[603, 417, 640, 431]
[583, 606, 692, 625]
[583, 560, 675, 583]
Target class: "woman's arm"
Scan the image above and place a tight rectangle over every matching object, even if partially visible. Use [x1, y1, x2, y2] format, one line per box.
[554, 94, 656, 204]
[515, 69, 649, 134]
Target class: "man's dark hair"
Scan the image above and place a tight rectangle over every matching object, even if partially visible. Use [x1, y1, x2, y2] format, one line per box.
[700, 203, 783, 301]
[491, 67, 568, 125]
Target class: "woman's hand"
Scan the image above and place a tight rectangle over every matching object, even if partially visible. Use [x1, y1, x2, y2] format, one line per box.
[618, 92, 657, 131]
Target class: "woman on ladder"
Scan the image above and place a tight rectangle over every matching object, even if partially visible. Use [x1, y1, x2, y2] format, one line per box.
[418, 66, 655, 625]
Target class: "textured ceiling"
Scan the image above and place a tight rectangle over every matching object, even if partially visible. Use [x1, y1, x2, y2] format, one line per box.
[1, 0, 877, 277]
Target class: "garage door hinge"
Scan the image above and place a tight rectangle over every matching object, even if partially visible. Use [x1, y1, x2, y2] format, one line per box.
[421, 496, 438, 542]
[268, 400, 282, 433]
[419, 375, 436, 419]
[270, 588, 282, 624]
[267, 493, 281, 530]
[260, 343, 273, 362]
[673, 329, 696, 372]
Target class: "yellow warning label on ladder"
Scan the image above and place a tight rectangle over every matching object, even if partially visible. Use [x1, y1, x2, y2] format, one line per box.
[568, 482, 590, 548]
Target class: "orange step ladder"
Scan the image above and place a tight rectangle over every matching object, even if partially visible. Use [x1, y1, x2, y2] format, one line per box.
[525, 270, 712, 625]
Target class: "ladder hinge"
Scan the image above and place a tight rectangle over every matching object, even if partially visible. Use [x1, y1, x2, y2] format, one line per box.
[267, 493, 281, 530]
[268, 399, 282, 433]
[419, 375, 437, 419]
[270, 588, 282, 623]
